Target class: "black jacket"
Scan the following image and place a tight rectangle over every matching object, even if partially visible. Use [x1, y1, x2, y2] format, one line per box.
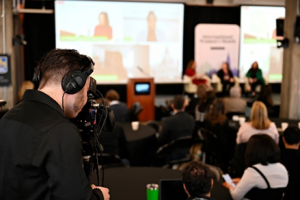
[110, 102, 129, 122]
[217, 69, 233, 83]
[158, 111, 195, 145]
[0, 90, 103, 200]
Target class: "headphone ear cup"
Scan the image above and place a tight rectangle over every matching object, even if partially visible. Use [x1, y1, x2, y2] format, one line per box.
[61, 70, 88, 94]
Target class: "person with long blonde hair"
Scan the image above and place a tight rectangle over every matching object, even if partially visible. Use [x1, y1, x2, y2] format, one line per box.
[236, 101, 279, 144]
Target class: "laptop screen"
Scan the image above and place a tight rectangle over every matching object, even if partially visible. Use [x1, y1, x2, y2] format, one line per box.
[160, 179, 187, 200]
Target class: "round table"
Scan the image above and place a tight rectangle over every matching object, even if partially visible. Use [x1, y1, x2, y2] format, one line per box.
[119, 123, 157, 166]
[92, 167, 232, 200]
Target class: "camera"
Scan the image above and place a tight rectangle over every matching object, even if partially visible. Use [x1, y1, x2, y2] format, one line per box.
[71, 77, 115, 184]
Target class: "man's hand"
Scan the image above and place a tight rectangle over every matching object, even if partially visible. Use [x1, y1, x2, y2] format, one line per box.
[91, 184, 110, 200]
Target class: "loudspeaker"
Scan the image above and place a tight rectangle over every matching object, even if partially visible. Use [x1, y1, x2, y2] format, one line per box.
[294, 16, 300, 43]
[276, 19, 284, 37]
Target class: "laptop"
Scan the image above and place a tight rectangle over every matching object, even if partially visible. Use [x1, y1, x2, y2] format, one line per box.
[160, 179, 187, 200]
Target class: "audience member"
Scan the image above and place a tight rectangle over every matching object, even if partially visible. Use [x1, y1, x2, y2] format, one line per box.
[217, 62, 234, 95]
[246, 61, 265, 96]
[18, 80, 34, 103]
[182, 161, 214, 200]
[223, 86, 246, 114]
[257, 85, 273, 108]
[236, 101, 279, 144]
[281, 126, 300, 200]
[203, 99, 230, 167]
[195, 90, 216, 121]
[158, 95, 195, 146]
[105, 89, 129, 122]
[224, 134, 288, 200]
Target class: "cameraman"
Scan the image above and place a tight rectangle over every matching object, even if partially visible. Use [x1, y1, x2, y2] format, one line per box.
[0, 49, 110, 200]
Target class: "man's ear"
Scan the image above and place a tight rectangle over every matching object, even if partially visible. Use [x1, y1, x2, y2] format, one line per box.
[211, 179, 214, 189]
[183, 183, 190, 197]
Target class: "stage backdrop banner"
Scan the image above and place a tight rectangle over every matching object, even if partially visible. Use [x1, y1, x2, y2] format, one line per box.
[195, 24, 240, 78]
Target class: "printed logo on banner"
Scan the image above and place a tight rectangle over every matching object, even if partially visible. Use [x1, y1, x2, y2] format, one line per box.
[0, 57, 8, 74]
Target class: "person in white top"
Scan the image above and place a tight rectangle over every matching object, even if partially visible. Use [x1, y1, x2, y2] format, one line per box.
[236, 101, 279, 144]
[224, 134, 288, 200]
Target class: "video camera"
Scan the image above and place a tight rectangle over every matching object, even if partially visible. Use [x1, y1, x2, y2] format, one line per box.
[71, 77, 115, 185]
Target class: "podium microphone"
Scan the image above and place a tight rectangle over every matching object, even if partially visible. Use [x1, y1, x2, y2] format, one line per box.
[137, 66, 150, 77]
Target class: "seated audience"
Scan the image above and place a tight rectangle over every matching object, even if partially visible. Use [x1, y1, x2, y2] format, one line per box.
[182, 161, 214, 200]
[224, 134, 288, 200]
[281, 126, 300, 200]
[236, 101, 279, 144]
[158, 95, 195, 145]
[246, 61, 265, 96]
[223, 86, 246, 114]
[203, 99, 230, 168]
[105, 89, 129, 122]
[195, 90, 216, 121]
[257, 85, 273, 108]
[217, 62, 234, 95]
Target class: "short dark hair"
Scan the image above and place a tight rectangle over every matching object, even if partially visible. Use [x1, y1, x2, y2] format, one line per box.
[245, 134, 280, 167]
[283, 126, 300, 145]
[182, 161, 212, 197]
[36, 49, 92, 89]
[105, 89, 120, 101]
[173, 95, 185, 110]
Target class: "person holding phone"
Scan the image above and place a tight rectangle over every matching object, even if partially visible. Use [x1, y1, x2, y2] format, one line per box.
[223, 134, 288, 200]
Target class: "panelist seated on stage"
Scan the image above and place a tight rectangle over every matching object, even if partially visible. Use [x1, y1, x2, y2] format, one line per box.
[217, 62, 234, 95]
[245, 61, 265, 96]
[223, 86, 246, 114]
[182, 161, 215, 200]
[158, 95, 195, 145]
[281, 126, 300, 200]
[105, 89, 129, 123]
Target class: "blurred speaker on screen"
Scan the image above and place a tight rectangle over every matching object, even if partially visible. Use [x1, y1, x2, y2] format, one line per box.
[94, 12, 113, 40]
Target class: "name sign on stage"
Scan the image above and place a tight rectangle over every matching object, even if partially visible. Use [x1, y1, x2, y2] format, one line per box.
[195, 24, 240, 77]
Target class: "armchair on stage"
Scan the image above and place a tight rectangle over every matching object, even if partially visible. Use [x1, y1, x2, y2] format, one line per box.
[212, 74, 240, 93]
[127, 78, 155, 122]
[183, 75, 211, 94]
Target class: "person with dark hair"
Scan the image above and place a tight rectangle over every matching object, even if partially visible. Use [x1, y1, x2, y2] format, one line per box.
[224, 134, 288, 200]
[257, 85, 273, 108]
[281, 126, 300, 200]
[182, 161, 214, 200]
[0, 49, 110, 200]
[94, 12, 112, 40]
[195, 90, 216, 121]
[246, 61, 265, 96]
[217, 62, 234, 95]
[105, 89, 129, 122]
[158, 95, 195, 145]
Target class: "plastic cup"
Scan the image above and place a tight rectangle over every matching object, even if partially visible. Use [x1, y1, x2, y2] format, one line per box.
[146, 184, 159, 200]
[131, 121, 139, 131]
[281, 122, 288, 131]
[239, 117, 246, 125]
[232, 115, 239, 121]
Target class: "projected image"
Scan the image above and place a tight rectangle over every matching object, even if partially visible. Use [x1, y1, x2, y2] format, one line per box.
[55, 1, 184, 83]
[240, 6, 285, 82]
[92, 45, 149, 83]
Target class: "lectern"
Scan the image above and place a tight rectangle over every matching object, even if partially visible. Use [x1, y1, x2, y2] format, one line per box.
[127, 78, 155, 121]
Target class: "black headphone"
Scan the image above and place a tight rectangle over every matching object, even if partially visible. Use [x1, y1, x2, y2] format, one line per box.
[33, 55, 115, 132]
